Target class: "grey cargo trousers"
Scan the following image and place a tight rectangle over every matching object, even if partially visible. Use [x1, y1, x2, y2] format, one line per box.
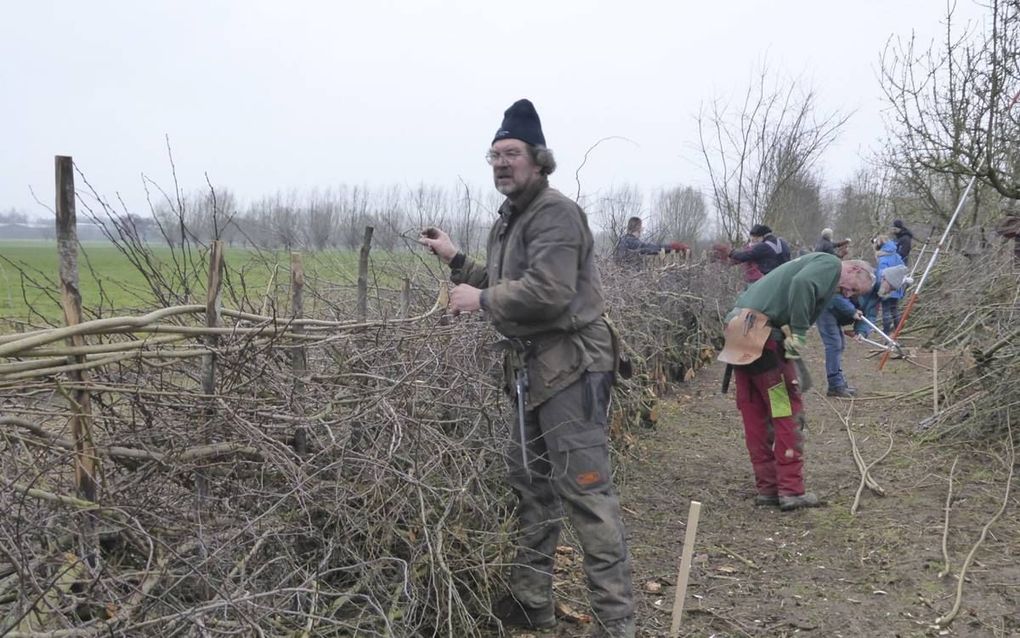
[507, 371, 635, 623]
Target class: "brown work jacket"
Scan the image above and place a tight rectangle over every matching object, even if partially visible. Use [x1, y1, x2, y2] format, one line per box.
[451, 177, 614, 407]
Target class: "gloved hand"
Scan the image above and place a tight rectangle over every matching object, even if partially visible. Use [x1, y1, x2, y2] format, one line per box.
[784, 333, 807, 359]
[668, 241, 688, 253]
[710, 243, 731, 261]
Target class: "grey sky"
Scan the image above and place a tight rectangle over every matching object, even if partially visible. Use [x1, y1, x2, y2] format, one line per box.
[1, 1, 987, 218]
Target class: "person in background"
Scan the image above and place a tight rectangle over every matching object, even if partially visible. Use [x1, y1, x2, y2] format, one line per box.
[613, 216, 687, 266]
[816, 293, 861, 398]
[713, 224, 790, 286]
[874, 234, 906, 334]
[717, 253, 876, 511]
[418, 98, 635, 638]
[814, 228, 836, 254]
[891, 219, 914, 264]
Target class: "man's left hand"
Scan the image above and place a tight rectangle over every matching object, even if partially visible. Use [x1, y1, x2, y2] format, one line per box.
[449, 284, 482, 313]
[784, 333, 807, 359]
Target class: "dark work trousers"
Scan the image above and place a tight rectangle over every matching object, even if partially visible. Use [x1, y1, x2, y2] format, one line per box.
[506, 371, 635, 623]
[880, 297, 901, 334]
[733, 340, 806, 496]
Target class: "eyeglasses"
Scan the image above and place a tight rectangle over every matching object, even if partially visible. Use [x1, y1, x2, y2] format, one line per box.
[485, 149, 526, 165]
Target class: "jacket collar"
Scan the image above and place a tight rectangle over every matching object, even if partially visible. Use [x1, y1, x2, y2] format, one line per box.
[499, 176, 549, 219]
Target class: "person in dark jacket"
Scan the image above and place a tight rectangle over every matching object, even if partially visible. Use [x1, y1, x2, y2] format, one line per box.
[814, 228, 836, 254]
[718, 253, 875, 511]
[891, 219, 914, 264]
[613, 217, 686, 266]
[418, 99, 635, 638]
[727, 224, 791, 277]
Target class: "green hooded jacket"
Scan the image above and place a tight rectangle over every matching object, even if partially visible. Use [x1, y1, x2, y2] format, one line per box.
[728, 252, 842, 338]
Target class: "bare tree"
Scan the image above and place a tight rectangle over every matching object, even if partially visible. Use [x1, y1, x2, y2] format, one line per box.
[880, 0, 1020, 229]
[697, 62, 849, 243]
[652, 185, 708, 244]
[305, 187, 337, 250]
[592, 184, 646, 253]
[765, 168, 825, 246]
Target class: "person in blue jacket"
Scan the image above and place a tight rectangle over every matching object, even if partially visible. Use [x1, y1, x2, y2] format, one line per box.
[874, 235, 906, 333]
[854, 263, 911, 342]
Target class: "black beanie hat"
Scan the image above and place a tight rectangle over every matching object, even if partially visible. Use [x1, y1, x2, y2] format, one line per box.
[749, 224, 772, 237]
[892, 219, 904, 229]
[492, 99, 546, 147]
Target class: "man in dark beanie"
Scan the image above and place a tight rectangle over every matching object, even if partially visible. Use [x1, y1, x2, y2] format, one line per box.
[723, 223, 791, 283]
[418, 99, 636, 638]
[891, 219, 914, 264]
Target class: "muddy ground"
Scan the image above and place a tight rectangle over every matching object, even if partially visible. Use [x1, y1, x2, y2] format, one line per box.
[513, 335, 1019, 638]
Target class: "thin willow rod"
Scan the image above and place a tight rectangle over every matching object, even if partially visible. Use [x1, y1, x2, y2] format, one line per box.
[937, 456, 959, 579]
[0, 305, 206, 351]
[0, 285, 447, 357]
[15, 335, 186, 358]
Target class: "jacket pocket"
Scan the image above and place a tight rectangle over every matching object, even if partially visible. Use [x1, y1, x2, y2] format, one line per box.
[528, 334, 589, 398]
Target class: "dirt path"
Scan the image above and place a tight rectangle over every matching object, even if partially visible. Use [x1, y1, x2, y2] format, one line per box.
[542, 336, 1019, 637]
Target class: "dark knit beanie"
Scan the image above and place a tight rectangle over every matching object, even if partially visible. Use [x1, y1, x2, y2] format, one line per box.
[749, 224, 772, 237]
[492, 99, 546, 147]
[892, 219, 904, 229]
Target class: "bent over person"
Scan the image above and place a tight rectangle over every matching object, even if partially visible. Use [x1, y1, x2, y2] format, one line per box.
[418, 99, 635, 638]
[718, 253, 874, 511]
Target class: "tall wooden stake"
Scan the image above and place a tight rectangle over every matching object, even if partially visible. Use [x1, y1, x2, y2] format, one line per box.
[197, 240, 224, 506]
[399, 277, 411, 319]
[357, 226, 374, 322]
[670, 500, 702, 637]
[291, 252, 307, 455]
[55, 156, 99, 504]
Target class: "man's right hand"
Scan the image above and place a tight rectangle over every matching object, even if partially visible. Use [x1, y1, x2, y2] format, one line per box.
[417, 227, 458, 264]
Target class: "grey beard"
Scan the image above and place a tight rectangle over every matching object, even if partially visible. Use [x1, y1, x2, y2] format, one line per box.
[495, 182, 516, 196]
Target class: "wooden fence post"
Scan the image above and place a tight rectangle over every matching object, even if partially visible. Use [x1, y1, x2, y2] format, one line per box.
[357, 226, 374, 322]
[197, 240, 224, 506]
[399, 277, 411, 319]
[291, 252, 307, 455]
[55, 155, 100, 567]
[55, 156, 99, 505]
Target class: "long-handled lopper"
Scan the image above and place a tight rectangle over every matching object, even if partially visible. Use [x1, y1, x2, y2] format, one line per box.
[858, 316, 905, 357]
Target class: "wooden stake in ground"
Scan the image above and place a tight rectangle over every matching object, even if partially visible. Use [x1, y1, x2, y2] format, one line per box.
[670, 500, 702, 637]
[55, 155, 101, 568]
[291, 252, 307, 455]
[932, 349, 938, 414]
[357, 225, 374, 322]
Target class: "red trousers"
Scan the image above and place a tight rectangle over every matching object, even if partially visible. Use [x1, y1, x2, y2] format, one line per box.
[733, 340, 806, 496]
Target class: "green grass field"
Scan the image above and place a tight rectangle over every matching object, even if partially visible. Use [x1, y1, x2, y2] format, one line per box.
[0, 240, 417, 326]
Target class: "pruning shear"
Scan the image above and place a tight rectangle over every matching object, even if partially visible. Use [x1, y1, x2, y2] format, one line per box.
[858, 316, 906, 357]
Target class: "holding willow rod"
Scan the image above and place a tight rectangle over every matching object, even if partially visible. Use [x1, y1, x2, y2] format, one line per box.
[418, 98, 636, 638]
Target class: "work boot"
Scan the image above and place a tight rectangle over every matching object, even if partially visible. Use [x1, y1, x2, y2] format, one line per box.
[754, 493, 779, 507]
[779, 492, 821, 511]
[490, 595, 556, 630]
[826, 386, 856, 398]
[589, 615, 636, 638]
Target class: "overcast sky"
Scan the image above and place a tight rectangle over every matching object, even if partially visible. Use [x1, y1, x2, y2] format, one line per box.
[1, 1, 988, 219]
